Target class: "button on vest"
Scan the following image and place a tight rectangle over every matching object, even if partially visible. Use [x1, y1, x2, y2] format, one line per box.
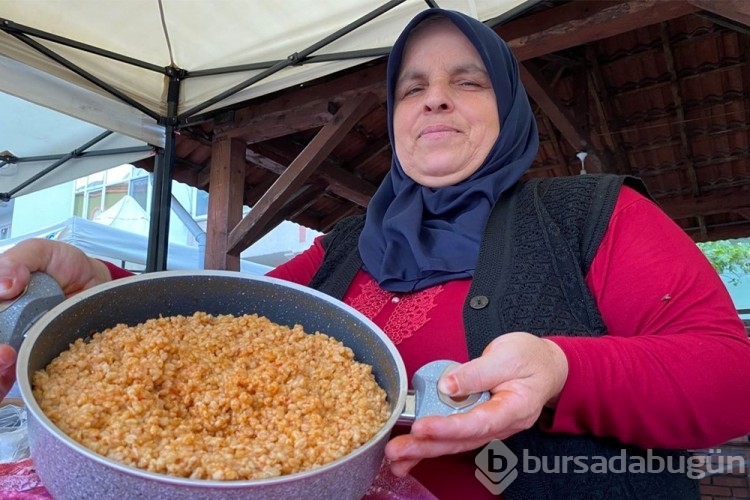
[469, 295, 489, 309]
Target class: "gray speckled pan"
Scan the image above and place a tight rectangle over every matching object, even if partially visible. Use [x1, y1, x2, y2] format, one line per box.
[16, 271, 407, 500]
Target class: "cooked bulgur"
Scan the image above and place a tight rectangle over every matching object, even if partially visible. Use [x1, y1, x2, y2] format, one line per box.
[32, 312, 390, 480]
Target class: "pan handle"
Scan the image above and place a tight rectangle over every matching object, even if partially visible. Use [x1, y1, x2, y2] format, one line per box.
[396, 360, 491, 425]
[0, 272, 65, 352]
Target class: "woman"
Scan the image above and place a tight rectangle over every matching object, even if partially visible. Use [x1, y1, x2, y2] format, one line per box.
[1, 9, 749, 499]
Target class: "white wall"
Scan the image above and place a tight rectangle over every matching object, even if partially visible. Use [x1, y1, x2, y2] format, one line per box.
[11, 182, 74, 236]
[0, 199, 14, 234]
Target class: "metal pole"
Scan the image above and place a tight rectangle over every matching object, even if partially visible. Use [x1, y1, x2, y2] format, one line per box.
[146, 71, 181, 271]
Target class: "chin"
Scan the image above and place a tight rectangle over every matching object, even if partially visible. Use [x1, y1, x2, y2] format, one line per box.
[402, 154, 478, 187]
[412, 173, 465, 188]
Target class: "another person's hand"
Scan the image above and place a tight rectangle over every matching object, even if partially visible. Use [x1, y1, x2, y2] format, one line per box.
[0, 239, 111, 400]
[385, 332, 569, 477]
[0, 345, 16, 400]
[0, 239, 111, 300]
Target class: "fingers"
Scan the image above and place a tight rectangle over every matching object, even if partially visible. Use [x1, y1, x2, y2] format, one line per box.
[410, 395, 535, 442]
[437, 334, 526, 397]
[437, 332, 569, 407]
[388, 456, 421, 478]
[385, 426, 493, 477]
[386, 393, 538, 476]
[0, 260, 32, 300]
[0, 239, 111, 300]
[387, 333, 571, 476]
[0, 345, 17, 400]
[0, 239, 50, 300]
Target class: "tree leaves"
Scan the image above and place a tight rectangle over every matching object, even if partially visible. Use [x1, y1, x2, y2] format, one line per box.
[697, 239, 750, 286]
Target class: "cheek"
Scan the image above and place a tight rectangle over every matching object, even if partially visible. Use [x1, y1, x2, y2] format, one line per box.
[392, 104, 409, 135]
[475, 109, 500, 149]
[392, 106, 412, 157]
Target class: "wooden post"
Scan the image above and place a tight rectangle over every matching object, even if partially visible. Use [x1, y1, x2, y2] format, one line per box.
[204, 137, 246, 270]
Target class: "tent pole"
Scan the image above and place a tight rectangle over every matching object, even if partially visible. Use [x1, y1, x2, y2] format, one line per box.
[146, 73, 181, 272]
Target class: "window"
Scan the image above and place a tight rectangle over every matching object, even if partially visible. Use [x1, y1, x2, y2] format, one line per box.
[73, 164, 150, 219]
[86, 189, 103, 219]
[129, 176, 149, 210]
[73, 192, 84, 217]
[104, 182, 128, 211]
[195, 189, 209, 217]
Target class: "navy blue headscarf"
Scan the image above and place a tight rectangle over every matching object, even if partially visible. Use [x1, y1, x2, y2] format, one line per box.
[358, 9, 539, 292]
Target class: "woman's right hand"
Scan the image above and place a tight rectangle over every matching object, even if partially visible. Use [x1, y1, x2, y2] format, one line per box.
[0, 238, 112, 301]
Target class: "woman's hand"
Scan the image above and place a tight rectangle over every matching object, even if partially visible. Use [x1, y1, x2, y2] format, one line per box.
[0, 239, 111, 300]
[385, 331, 569, 477]
[0, 239, 111, 400]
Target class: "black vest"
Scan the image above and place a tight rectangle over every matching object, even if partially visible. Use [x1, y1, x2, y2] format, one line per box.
[309, 174, 698, 499]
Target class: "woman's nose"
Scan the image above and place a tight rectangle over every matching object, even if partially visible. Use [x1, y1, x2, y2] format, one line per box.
[422, 84, 453, 112]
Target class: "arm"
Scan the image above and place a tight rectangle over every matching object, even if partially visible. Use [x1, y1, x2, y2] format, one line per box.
[100, 260, 135, 280]
[545, 186, 750, 449]
[266, 235, 325, 285]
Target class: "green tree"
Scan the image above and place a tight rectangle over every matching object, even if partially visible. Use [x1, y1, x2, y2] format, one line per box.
[698, 239, 750, 286]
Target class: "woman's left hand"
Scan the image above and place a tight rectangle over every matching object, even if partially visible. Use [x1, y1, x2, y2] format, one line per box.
[385, 331, 569, 477]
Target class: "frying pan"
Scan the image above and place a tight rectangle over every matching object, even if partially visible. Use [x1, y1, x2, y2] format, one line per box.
[2, 271, 488, 499]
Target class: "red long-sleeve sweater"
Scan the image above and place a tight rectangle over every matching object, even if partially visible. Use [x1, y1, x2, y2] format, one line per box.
[270, 186, 750, 449]
[266, 186, 750, 498]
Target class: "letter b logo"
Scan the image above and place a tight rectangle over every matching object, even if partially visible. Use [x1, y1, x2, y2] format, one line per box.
[475, 440, 519, 495]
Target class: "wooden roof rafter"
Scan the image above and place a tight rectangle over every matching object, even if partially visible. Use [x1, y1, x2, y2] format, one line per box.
[225, 92, 380, 257]
[520, 61, 607, 172]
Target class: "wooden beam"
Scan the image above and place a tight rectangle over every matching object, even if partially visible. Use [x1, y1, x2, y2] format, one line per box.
[687, 0, 750, 28]
[246, 184, 325, 243]
[216, 100, 334, 143]
[520, 61, 607, 172]
[585, 45, 633, 175]
[204, 137, 246, 270]
[214, 63, 387, 142]
[319, 204, 361, 232]
[684, 223, 750, 243]
[226, 93, 379, 255]
[659, 190, 750, 220]
[539, 113, 571, 175]
[251, 141, 377, 208]
[659, 21, 703, 242]
[496, 1, 619, 41]
[503, 0, 701, 62]
[346, 134, 391, 177]
[572, 65, 589, 136]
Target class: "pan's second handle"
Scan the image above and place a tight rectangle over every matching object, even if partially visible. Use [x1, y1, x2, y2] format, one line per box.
[397, 360, 491, 425]
[0, 272, 65, 352]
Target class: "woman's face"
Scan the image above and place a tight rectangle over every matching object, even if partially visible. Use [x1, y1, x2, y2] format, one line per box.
[393, 19, 500, 188]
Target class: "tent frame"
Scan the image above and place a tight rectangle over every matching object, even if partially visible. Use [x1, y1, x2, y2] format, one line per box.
[0, 0, 415, 271]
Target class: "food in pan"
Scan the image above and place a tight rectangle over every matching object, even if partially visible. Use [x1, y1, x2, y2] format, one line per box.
[33, 312, 390, 480]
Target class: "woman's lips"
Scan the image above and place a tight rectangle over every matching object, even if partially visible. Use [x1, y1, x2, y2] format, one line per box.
[419, 125, 459, 138]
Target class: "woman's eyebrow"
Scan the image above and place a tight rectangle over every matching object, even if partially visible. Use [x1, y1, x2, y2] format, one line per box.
[396, 69, 424, 87]
[452, 63, 489, 77]
[397, 63, 488, 86]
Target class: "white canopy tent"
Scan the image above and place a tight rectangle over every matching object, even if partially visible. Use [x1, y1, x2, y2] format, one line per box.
[0, 91, 154, 198]
[0, 0, 532, 269]
[0, 0, 528, 141]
